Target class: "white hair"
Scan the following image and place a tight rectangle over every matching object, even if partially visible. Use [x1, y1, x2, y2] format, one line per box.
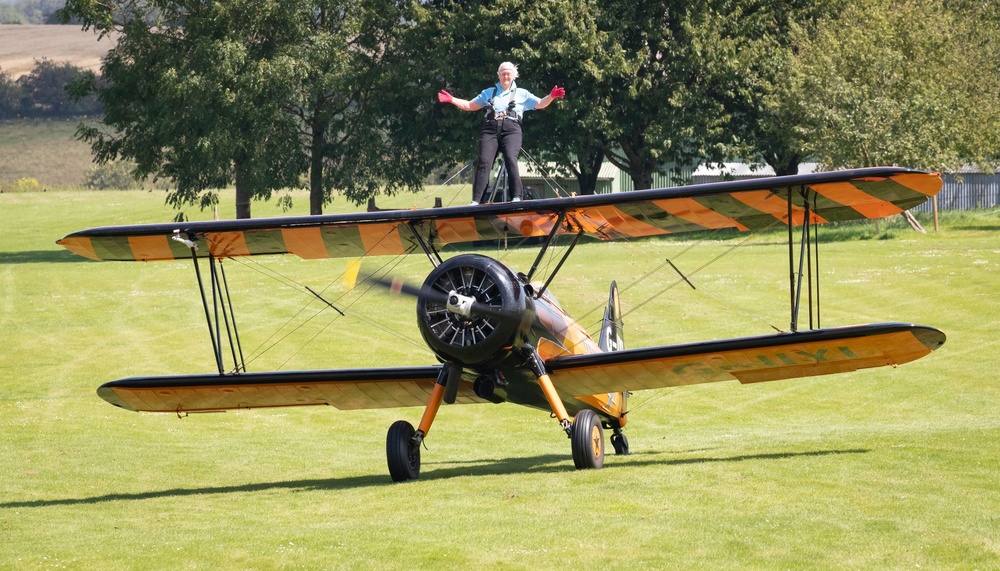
[497, 61, 519, 80]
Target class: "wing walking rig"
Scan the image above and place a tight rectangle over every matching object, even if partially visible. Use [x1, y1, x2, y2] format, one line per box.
[58, 167, 946, 481]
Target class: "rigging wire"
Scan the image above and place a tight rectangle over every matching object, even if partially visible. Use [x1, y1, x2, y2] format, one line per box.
[271, 248, 428, 371]
[519, 149, 572, 199]
[571, 216, 788, 338]
[429, 163, 472, 208]
[622, 219, 785, 332]
[199, 232, 427, 372]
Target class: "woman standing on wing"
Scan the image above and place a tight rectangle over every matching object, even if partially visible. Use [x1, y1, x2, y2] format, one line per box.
[438, 62, 565, 204]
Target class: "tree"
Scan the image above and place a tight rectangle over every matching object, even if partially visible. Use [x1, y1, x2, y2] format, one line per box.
[62, 0, 440, 216]
[281, 0, 437, 213]
[591, 0, 739, 189]
[776, 0, 1000, 171]
[61, 0, 306, 219]
[705, 0, 847, 176]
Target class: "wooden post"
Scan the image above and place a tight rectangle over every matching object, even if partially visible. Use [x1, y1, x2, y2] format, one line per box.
[933, 195, 940, 233]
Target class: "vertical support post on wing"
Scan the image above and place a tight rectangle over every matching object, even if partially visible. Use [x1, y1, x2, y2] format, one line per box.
[486, 161, 509, 203]
[792, 192, 811, 331]
[787, 189, 796, 332]
[813, 217, 821, 328]
[218, 262, 246, 372]
[209, 258, 245, 373]
[189, 244, 225, 375]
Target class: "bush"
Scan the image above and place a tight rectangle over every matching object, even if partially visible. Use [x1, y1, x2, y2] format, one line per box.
[2, 177, 43, 192]
[17, 59, 102, 117]
[83, 161, 139, 190]
[0, 68, 22, 119]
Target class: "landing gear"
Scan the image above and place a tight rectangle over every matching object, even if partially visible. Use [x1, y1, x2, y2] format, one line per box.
[386, 370, 449, 482]
[386, 420, 421, 482]
[611, 430, 630, 456]
[571, 410, 605, 469]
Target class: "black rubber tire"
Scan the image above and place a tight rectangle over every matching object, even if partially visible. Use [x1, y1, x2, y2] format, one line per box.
[571, 410, 605, 469]
[611, 432, 630, 456]
[386, 420, 420, 482]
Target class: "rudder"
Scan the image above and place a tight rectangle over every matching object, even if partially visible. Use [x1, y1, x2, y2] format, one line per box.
[598, 280, 624, 352]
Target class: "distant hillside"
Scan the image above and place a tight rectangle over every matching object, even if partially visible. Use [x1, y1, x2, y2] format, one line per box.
[0, 118, 98, 187]
[0, 24, 116, 79]
[0, 25, 115, 187]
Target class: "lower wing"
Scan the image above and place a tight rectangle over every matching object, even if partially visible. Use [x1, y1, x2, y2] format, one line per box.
[546, 322, 945, 396]
[98, 323, 943, 413]
[97, 366, 488, 413]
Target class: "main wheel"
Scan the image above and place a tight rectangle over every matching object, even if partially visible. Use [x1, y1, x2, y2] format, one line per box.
[386, 420, 420, 482]
[571, 410, 605, 469]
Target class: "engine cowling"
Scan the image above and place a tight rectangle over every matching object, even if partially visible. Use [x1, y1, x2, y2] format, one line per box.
[416, 254, 533, 366]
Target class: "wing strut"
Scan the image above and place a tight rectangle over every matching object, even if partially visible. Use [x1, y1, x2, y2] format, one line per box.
[406, 220, 442, 267]
[211, 258, 246, 372]
[186, 237, 224, 374]
[788, 186, 822, 332]
[526, 211, 567, 282]
[176, 232, 246, 374]
[536, 227, 586, 299]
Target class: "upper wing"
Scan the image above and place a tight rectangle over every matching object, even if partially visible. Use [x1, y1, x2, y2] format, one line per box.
[97, 366, 490, 413]
[547, 323, 945, 397]
[57, 167, 942, 262]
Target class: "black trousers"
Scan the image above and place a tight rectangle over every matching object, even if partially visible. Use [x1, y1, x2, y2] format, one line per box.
[472, 119, 523, 203]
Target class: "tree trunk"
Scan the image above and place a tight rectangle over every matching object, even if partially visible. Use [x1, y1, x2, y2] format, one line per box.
[234, 159, 252, 219]
[630, 169, 654, 191]
[575, 148, 605, 195]
[767, 152, 802, 177]
[310, 121, 325, 215]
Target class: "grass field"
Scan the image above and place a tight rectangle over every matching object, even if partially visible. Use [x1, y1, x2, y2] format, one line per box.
[1, 189, 998, 569]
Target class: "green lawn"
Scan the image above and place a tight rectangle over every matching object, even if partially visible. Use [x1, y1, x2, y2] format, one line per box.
[1, 189, 998, 569]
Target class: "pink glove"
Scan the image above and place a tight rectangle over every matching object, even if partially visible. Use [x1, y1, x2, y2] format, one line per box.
[438, 90, 453, 103]
[549, 85, 565, 99]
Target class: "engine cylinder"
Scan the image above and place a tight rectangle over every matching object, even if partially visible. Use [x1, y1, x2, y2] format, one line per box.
[416, 254, 533, 366]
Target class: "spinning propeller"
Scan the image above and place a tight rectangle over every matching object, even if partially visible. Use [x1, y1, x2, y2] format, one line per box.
[368, 254, 535, 404]
[377, 276, 522, 324]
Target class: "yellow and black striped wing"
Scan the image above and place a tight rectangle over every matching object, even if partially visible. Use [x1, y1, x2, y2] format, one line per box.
[96, 367, 491, 413]
[58, 168, 941, 262]
[547, 323, 945, 397]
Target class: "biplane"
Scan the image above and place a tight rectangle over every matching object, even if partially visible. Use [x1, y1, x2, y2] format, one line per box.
[57, 167, 947, 482]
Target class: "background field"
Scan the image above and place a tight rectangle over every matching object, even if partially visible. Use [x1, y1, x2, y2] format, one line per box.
[0, 24, 113, 79]
[0, 118, 98, 187]
[1, 189, 998, 569]
[1, 23, 113, 188]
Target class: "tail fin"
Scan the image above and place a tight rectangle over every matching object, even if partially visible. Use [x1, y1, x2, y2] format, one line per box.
[598, 281, 630, 440]
[598, 280, 624, 352]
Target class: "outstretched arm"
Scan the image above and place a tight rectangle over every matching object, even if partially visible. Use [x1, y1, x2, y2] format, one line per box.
[438, 90, 483, 112]
[534, 85, 566, 110]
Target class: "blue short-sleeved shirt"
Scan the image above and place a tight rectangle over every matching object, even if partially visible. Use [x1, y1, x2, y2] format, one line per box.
[471, 81, 541, 120]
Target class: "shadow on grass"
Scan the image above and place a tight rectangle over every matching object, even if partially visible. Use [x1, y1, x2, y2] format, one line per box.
[0, 447, 868, 509]
[0, 250, 89, 264]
